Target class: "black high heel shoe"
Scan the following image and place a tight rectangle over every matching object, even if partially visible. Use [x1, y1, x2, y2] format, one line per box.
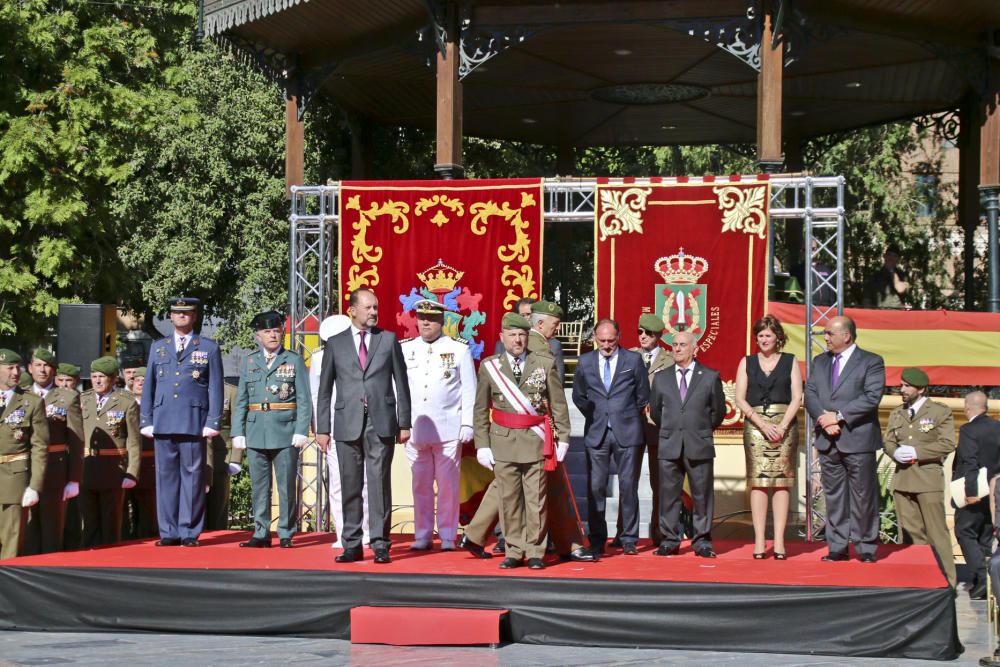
[773, 552, 787, 560]
[753, 552, 767, 560]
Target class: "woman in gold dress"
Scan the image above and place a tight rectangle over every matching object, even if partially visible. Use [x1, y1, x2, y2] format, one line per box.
[735, 315, 802, 559]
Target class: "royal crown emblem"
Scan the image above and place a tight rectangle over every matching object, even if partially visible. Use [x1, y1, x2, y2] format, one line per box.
[654, 248, 709, 284]
[417, 259, 464, 296]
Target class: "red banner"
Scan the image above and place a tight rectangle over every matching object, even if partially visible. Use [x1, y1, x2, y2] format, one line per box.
[595, 178, 770, 429]
[338, 179, 544, 360]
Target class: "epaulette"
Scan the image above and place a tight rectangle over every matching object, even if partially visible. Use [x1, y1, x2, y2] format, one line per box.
[81, 389, 94, 397]
[401, 336, 417, 343]
[449, 336, 469, 345]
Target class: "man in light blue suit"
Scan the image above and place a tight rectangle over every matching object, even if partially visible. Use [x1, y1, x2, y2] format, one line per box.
[572, 318, 649, 555]
[140, 297, 224, 547]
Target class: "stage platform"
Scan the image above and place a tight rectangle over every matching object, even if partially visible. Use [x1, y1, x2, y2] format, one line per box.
[0, 531, 961, 660]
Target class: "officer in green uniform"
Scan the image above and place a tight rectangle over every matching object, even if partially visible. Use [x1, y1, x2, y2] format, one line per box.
[56, 362, 84, 548]
[124, 367, 157, 538]
[0, 349, 48, 559]
[205, 381, 243, 530]
[232, 311, 311, 548]
[80, 357, 141, 547]
[884, 367, 957, 587]
[55, 363, 81, 391]
[21, 348, 84, 555]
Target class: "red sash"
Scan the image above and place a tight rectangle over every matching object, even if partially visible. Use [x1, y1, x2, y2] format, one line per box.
[491, 409, 556, 471]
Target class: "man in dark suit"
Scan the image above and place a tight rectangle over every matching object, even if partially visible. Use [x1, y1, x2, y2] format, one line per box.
[954, 390, 1000, 599]
[649, 330, 725, 557]
[804, 315, 885, 562]
[315, 288, 411, 564]
[140, 297, 224, 547]
[572, 319, 649, 554]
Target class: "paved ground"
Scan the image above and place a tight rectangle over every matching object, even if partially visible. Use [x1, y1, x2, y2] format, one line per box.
[0, 584, 993, 666]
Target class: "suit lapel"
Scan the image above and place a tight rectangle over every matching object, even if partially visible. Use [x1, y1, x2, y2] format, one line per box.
[593, 353, 608, 396]
[682, 364, 702, 404]
[520, 354, 541, 390]
[831, 349, 862, 397]
[362, 329, 382, 372]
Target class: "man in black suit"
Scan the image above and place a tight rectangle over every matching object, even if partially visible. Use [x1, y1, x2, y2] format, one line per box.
[804, 315, 885, 562]
[572, 319, 649, 555]
[649, 331, 726, 557]
[954, 390, 1000, 599]
[315, 288, 412, 564]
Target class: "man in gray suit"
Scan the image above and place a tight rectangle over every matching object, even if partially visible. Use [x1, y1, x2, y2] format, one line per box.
[315, 289, 412, 564]
[649, 331, 726, 558]
[572, 319, 649, 554]
[804, 315, 885, 562]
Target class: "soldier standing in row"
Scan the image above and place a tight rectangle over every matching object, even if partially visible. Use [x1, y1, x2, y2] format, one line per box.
[80, 357, 141, 547]
[125, 368, 158, 538]
[205, 381, 242, 531]
[22, 348, 83, 555]
[401, 299, 476, 551]
[233, 311, 311, 548]
[55, 363, 81, 390]
[0, 350, 48, 559]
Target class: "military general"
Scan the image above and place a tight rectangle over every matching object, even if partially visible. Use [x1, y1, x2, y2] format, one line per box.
[21, 347, 83, 555]
[883, 367, 957, 587]
[401, 299, 476, 551]
[0, 349, 48, 559]
[141, 297, 224, 547]
[232, 311, 312, 548]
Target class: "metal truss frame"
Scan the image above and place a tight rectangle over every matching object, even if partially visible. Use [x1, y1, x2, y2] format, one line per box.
[288, 176, 845, 536]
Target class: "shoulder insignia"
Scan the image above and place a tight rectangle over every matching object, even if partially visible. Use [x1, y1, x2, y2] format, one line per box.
[401, 337, 417, 343]
[81, 389, 94, 397]
[449, 336, 469, 345]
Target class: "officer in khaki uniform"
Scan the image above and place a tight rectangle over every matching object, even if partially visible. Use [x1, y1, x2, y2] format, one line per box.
[232, 311, 312, 548]
[884, 367, 956, 587]
[472, 313, 571, 570]
[0, 349, 48, 559]
[55, 363, 81, 391]
[205, 381, 243, 530]
[22, 348, 84, 555]
[80, 357, 141, 547]
[125, 367, 157, 538]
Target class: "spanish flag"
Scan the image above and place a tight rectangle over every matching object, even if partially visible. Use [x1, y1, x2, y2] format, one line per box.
[768, 302, 1000, 386]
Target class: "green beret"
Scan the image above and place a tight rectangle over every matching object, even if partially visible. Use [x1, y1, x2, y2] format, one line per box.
[32, 347, 57, 367]
[90, 356, 119, 376]
[18, 373, 32, 388]
[639, 314, 666, 334]
[57, 363, 80, 378]
[900, 367, 929, 388]
[134, 367, 146, 378]
[0, 349, 22, 365]
[530, 300, 563, 318]
[501, 312, 530, 331]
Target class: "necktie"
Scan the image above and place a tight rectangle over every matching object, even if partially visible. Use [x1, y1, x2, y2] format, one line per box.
[264, 351, 276, 367]
[643, 352, 652, 369]
[358, 331, 368, 368]
[679, 367, 689, 401]
[96, 394, 107, 413]
[512, 357, 522, 383]
[831, 353, 842, 389]
[908, 407, 915, 420]
[603, 356, 612, 392]
[177, 336, 186, 356]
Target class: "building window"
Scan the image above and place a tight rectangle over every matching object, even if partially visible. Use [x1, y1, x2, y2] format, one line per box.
[915, 174, 938, 218]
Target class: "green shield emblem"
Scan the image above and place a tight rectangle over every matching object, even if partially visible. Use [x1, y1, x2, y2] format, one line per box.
[654, 283, 708, 345]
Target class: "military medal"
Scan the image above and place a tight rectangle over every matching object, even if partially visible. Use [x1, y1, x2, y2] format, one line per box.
[157, 347, 166, 358]
[12, 429, 23, 441]
[278, 383, 291, 400]
[440, 352, 455, 379]
[268, 384, 279, 396]
[192, 370, 200, 379]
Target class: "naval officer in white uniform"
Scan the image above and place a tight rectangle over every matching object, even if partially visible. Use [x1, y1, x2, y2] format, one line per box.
[401, 299, 476, 551]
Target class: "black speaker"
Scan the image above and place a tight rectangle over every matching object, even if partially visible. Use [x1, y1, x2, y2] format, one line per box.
[57, 304, 117, 379]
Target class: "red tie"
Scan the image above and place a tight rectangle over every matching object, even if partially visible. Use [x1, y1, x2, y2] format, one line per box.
[358, 331, 368, 368]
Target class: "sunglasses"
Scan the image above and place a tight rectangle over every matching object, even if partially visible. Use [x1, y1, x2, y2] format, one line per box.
[637, 329, 658, 337]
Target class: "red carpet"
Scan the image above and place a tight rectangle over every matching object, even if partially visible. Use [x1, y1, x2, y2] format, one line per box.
[5, 530, 947, 589]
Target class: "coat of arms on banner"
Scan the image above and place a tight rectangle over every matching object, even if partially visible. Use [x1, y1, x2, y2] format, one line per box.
[397, 259, 487, 360]
[652, 248, 720, 352]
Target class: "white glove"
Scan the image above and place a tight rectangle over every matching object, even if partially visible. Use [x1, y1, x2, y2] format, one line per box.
[893, 445, 917, 463]
[140, 425, 154, 438]
[121, 477, 137, 489]
[21, 487, 39, 508]
[476, 448, 495, 471]
[202, 426, 220, 438]
[62, 481, 80, 501]
[556, 441, 570, 462]
[227, 462, 241, 476]
[232, 436, 247, 450]
[459, 426, 474, 443]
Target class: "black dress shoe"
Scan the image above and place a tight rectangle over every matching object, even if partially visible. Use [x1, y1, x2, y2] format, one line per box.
[181, 538, 199, 547]
[859, 553, 877, 563]
[970, 588, 988, 600]
[609, 536, 623, 549]
[694, 546, 717, 559]
[566, 547, 597, 562]
[499, 557, 522, 569]
[239, 537, 271, 548]
[279, 538, 293, 549]
[335, 549, 363, 563]
[155, 538, 181, 547]
[373, 547, 391, 564]
[821, 552, 849, 562]
[654, 545, 679, 556]
[527, 558, 545, 570]
[492, 538, 506, 554]
[459, 536, 493, 559]
[622, 543, 639, 555]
